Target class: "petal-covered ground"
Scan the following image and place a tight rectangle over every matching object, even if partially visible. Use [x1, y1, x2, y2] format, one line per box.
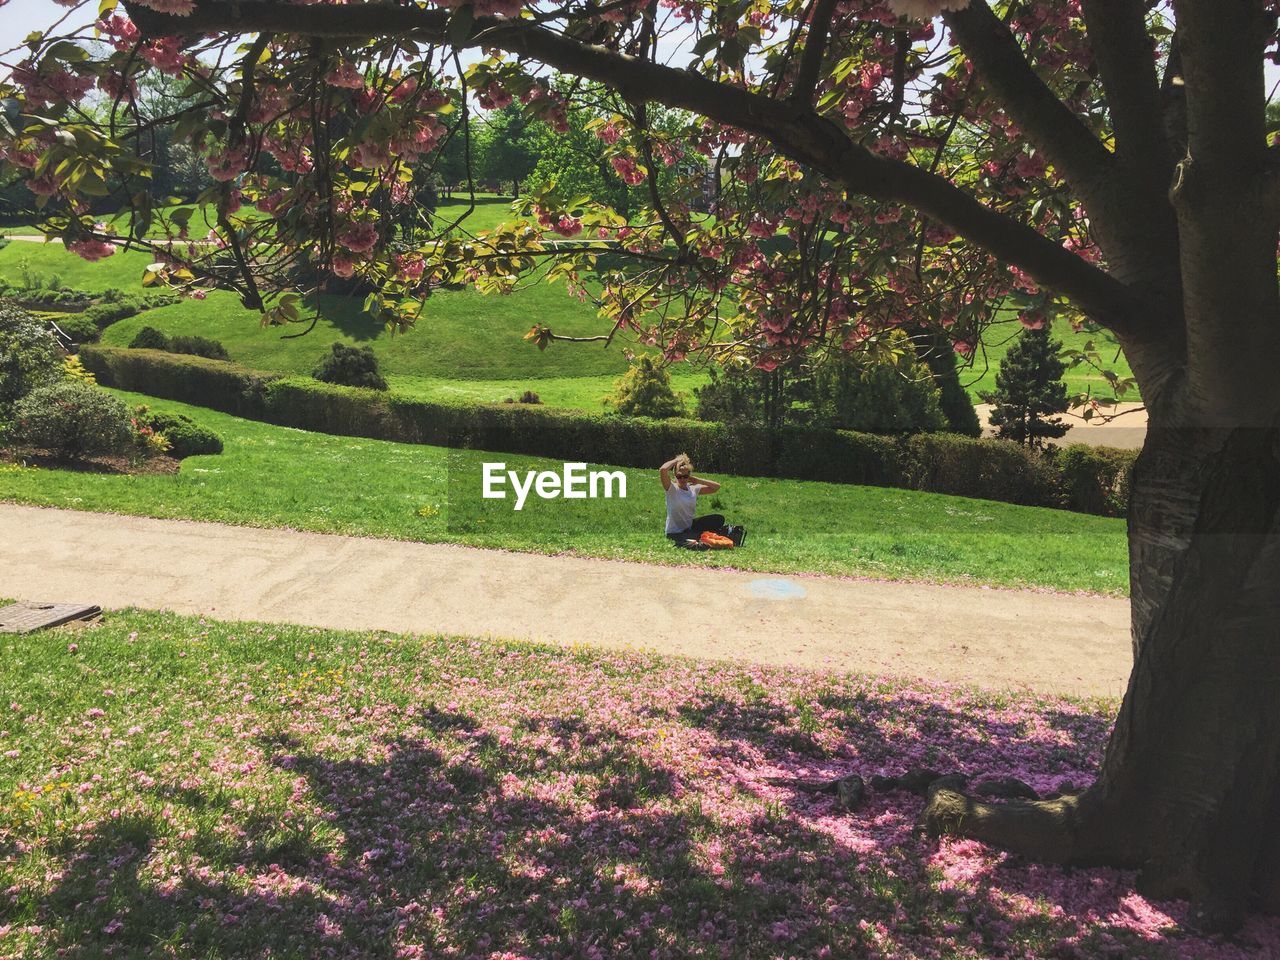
[0, 609, 1275, 959]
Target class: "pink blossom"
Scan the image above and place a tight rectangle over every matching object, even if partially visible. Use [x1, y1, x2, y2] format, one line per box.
[325, 62, 365, 90]
[596, 121, 623, 145]
[476, 82, 513, 110]
[337, 221, 378, 254]
[553, 215, 584, 238]
[610, 155, 646, 186]
[140, 37, 188, 76]
[331, 254, 357, 279]
[67, 238, 116, 262]
[205, 146, 250, 182]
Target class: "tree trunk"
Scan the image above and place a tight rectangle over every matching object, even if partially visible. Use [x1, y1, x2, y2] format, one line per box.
[922, 416, 1280, 931]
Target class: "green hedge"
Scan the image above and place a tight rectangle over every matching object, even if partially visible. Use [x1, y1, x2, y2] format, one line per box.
[82, 347, 274, 417]
[79, 346, 1136, 516]
[1049, 443, 1136, 518]
[901, 433, 1063, 508]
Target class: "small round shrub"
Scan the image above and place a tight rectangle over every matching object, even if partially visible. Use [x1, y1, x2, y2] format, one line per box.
[51, 312, 100, 344]
[0, 302, 64, 417]
[607, 356, 686, 419]
[84, 299, 142, 330]
[10, 380, 133, 458]
[170, 335, 230, 361]
[62, 355, 97, 385]
[518, 390, 542, 404]
[312, 342, 388, 390]
[140, 410, 223, 458]
[130, 326, 171, 351]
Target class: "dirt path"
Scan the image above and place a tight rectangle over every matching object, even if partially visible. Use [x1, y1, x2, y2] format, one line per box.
[0, 504, 1131, 697]
[975, 402, 1147, 450]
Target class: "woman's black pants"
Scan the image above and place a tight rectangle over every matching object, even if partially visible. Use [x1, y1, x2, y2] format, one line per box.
[667, 514, 727, 542]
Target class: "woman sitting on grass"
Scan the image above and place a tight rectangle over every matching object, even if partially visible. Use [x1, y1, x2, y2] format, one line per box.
[659, 453, 745, 549]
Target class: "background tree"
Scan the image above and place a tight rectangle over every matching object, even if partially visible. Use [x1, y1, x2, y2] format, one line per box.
[527, 104, 631, 216]
[982, 326, 1071, 448]
[606, 356, 686, 419]
[694, 361, 806, 430]
[906, 328, 983, 437]
[7, 0, 1280, 928]
[811, 331, 948, 434]
[474, 105, 538, 198]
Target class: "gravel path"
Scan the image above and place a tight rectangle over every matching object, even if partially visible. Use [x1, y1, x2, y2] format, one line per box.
[0, 503, 1132, 697]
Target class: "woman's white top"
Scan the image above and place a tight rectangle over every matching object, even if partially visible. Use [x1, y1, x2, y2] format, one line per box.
[665, 481, 705, 534]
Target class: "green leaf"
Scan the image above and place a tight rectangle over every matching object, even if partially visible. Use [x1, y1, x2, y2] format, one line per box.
[691, 34, 720, 57]
[47, 42, 90, 63]
[448, 5, 476, 46]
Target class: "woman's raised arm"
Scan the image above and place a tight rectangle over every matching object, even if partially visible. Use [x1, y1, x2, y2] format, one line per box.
[659, 457, 678, 491]
[689, 475, 721, 495]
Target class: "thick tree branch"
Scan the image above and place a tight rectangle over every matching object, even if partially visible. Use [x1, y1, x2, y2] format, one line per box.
[124, 0, 1139, 329]
[788, 0, 839, 106]
[1161, 32, 1187, 157]
[1168, 0, 1280, 422]
[942, 1, 1113, 194]
[1172, 0, 1270, 177]
[1078, 0, 1170, 177]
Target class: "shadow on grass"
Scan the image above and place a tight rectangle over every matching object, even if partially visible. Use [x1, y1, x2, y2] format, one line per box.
[25, 695, 1260, 959]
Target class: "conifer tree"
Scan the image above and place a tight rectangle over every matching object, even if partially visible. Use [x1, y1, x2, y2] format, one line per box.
[982, 327, 1070, 449]
[607, 356, 685, 419]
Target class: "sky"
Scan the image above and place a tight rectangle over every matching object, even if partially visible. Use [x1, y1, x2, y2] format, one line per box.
[2, 0, 96, 49]
[5, 0, 1280, 103]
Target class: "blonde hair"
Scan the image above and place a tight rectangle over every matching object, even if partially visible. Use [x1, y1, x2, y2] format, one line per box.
[673, 453, 693, 474]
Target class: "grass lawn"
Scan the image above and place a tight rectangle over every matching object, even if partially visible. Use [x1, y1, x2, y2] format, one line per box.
[0, 239, 1133, 410]
[0, 389, 1128, 594]
[958, 317, 1135, 404]
[0, 242, 653, 386]
[385, 370, 706, 411]
[3, 605, 1275, 958]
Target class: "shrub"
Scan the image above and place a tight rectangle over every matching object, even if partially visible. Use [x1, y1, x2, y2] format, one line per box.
[135, 408, 223, 458]
[312, 342, 388, 390]
[1051, 444, 1137, 517]
[62, 355, 97, 385]
[10, 380, 133, 458]
[0, 302, 64, 417]
[7, 288, 92, 309]
[50, 312, 99, 344]
[694, 365, 768, 424]
[906, 327, 983, 437]
[80, 346, 276, 417]
[170, 335, 231, 361]
[902, 433, 1061, 507]
[607, 356, 685, 419]
[78, 346, 1133, 516]
[130, 326, 171, 351]
[84, 299, 143, 330]
[518, 390, 542, 404]
[775, 426, 903, 486]
[811, 331, 949, 435]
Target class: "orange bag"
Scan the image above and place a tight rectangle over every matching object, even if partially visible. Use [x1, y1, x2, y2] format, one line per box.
[699, 531, 735, 549]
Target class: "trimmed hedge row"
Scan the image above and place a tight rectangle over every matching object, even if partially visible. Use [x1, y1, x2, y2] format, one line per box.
[80, 346, 1137, 516]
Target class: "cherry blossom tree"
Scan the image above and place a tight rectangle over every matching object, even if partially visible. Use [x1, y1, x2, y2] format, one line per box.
[4, 0, 1280, 930]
